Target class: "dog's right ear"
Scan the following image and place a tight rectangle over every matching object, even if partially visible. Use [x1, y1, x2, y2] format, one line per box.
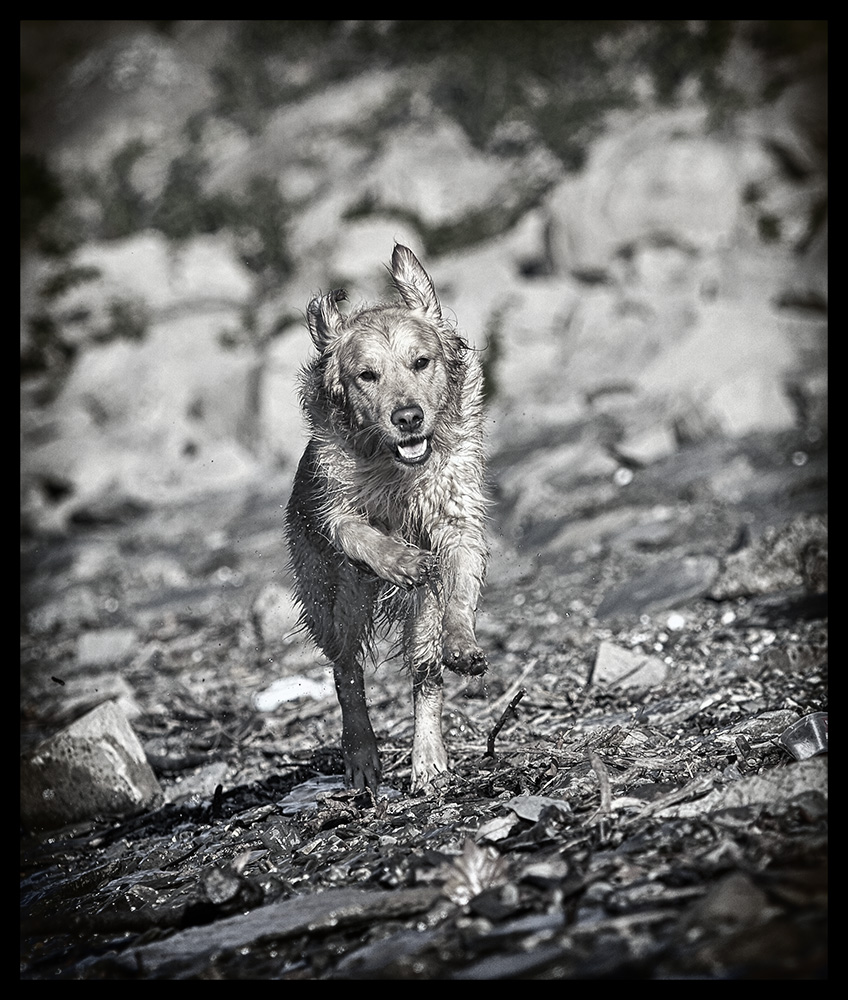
[307, 289, 347, 351]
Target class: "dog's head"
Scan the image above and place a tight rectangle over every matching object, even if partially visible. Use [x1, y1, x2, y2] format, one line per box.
[305, 246, 468, 466]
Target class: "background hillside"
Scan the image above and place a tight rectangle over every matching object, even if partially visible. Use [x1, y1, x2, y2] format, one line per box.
[21, 20, 827, 538]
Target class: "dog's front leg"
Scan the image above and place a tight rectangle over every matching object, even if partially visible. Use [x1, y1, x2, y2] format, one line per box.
[405, 590, 448, 792]
[336, 517, 436, 589]
[434, 527, 488, 676]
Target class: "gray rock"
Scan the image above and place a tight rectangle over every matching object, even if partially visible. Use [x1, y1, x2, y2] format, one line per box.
[596, 555, 720, 621]
[546, 108, 745, 275]
[365, 118, 559, 231]
[636, 298, 800, 437]
[614, 424, 678, 467]
[591, 640, 668, 690]
[257, 329, 312, 470]
[20, 700, 163, 831]
[711, 514, 827, 599]
[505, 794, 571, 822]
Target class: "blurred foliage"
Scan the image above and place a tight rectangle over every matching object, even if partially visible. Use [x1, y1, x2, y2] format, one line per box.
[343, 189, 548, 260]
[82, 138, 151, 241]
[22, 20, 827, 258]
[20, 153, 64, 247]
[22, 295, 149, 377]
[633, 20, 736, 104]
[37, 263, 101, 300]
[22, 312, 75, 377]
[227, 176, 294, 290]
[29, 130, 294, 280]
[70, 126, 294, 288]
[480, 305, 506, 404]
[95, 297, 149, 344]
[204, 20, 825, 167]
[151, 146, 227, 241]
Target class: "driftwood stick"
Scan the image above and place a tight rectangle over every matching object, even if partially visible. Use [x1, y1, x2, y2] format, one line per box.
[485, 688, 526, 758]
[585, 751, 613, 825]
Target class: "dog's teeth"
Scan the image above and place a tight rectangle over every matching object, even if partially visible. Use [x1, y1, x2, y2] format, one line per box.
[399, 440, 427, 460]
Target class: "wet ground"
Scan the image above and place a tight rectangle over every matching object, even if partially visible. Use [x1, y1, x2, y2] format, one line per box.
[20, 427, 827, 979]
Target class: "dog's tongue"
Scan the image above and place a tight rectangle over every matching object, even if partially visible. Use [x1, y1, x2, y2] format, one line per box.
[399, 439, 427, 461]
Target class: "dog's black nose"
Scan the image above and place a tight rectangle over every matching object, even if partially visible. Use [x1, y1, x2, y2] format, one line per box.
[391, 405, 424, 433]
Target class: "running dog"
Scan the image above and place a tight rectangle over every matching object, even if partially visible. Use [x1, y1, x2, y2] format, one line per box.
[285, 244, 488, 793]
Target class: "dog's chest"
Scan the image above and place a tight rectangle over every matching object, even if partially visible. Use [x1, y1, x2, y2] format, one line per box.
[359, 466, 453, 540]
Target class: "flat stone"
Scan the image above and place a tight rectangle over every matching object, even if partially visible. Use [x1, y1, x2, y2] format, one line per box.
[77, 627, 138, 666]
[505, 794, 572, 822]
[112, 886, 441, 977]
[657, 756, 827, 819]
[596, 555, 720, 621]
[614, 423, 678, 466]
[591, 640, 668, 690]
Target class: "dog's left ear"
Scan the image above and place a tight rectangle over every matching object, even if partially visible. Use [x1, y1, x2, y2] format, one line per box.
[391, 244, 442, 322]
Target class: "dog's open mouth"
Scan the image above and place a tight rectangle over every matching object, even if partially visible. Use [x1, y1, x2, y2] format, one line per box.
[395, 436, 431, 465]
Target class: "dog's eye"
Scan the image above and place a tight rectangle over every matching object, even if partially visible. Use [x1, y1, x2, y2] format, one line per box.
[413, 357, 430, 371]
[358, 369, 379, 383]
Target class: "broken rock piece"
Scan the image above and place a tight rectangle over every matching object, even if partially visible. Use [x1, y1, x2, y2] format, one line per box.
[20, 699, 163, 832]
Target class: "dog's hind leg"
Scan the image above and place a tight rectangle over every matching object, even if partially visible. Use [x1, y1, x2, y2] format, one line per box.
[287, 453, 384, 792]
[333, 654, 381, 793]
[405, 589, 449, 792]
[287, 549, 381, 790]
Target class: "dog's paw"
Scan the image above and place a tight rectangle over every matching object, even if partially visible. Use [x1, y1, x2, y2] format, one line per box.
[381, 547, 439, 590]
[443, 641, 488, 676]
[342, 736, 381, 795]
[410, 737, 449, 794]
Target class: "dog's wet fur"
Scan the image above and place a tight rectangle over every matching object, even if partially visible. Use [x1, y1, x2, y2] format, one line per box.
[285, 245, 488, 793]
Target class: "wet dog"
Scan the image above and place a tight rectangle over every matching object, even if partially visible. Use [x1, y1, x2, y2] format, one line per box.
[285, 245, 488, 793]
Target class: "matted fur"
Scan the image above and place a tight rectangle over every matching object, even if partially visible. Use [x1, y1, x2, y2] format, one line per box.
[285, 245, 488, 793]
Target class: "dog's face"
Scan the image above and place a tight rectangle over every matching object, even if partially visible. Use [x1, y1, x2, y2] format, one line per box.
[331, 311, 451, 465]
[305, 246, 465, 466]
